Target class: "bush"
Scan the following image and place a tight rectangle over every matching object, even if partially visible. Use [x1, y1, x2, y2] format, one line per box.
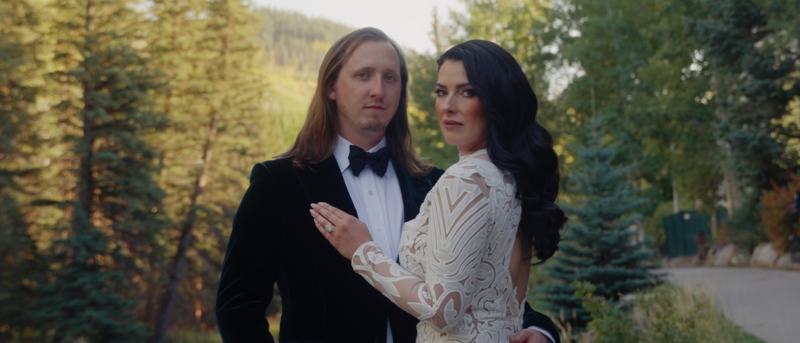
[761, 172, 800, 253]
[568, 283, 764, 343]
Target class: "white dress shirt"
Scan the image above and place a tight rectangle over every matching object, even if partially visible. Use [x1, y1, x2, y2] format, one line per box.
[333, 136, 403, 343]
[332, 135, 553, 343]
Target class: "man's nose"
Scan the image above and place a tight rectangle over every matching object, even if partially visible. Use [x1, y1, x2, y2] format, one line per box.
[368, 77, 384, 98]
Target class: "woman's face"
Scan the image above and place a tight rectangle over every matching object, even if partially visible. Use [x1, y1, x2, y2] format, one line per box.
[435, 60, 489, 153]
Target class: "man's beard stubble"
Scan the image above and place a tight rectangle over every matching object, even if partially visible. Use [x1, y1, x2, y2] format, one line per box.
[361, 118, 387, 133]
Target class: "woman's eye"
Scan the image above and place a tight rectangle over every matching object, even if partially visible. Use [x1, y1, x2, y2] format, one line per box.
[435, 89, 446, 96]
[385, 74, 395, 81]
[357, 72, 368, 78]
[462, 89, 476, 97]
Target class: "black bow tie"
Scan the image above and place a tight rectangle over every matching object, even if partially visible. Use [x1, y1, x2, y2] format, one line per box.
[348, 145, 391, 177]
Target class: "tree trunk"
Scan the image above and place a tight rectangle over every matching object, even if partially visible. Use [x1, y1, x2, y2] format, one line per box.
[672, 179, 680, 214]
[78, 0, 95, 223]
[150, 116, 217, 343]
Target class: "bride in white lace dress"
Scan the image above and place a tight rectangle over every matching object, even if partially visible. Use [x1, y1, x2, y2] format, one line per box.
[310, 40, 566, 343]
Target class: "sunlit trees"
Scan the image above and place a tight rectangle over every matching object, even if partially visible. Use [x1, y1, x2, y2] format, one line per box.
[26, 0, 171, 340]
[0, 0, 44, 337]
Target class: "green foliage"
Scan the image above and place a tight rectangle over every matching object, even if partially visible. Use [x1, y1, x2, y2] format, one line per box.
[30, 207, 147, 342]
[0, 0, 45, 337]
[146, 0, 276, 332]
[686, 0, 800, 223]
[573, 281, 638, 343]
[1, 0, 797, 338]
[48, 0, 173, 307]
[406, 50, 458, 168]
[256, 7, 353, 77]
[539, 116, 661, 328]
[727, 192, 769, 253]
[573, 283, 764, 343]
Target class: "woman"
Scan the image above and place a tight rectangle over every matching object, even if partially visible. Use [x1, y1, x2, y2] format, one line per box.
[310, 40, 566, 342]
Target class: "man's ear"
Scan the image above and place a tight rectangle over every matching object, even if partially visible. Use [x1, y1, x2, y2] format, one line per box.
[326, 82, 336, 101]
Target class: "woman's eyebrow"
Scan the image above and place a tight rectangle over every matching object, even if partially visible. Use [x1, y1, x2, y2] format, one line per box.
[435, 82, 472, 88]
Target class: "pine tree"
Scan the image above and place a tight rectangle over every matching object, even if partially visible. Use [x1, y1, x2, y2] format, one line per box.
[33, 0, 171, 337]
[0, 0, 44, 337]
[30, 209, 147, 342]
[149, 0, 269, 337]
[539, 115, 661, 328]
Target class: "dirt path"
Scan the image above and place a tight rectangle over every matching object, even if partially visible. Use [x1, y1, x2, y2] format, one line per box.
[664, 267, 800, 343]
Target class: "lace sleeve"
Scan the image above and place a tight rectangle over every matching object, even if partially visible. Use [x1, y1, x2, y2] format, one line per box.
[351, 171, 491, 332]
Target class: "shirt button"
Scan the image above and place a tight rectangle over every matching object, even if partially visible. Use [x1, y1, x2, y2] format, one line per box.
[368, 190, 373, 196]
[376, 225, 382, 231]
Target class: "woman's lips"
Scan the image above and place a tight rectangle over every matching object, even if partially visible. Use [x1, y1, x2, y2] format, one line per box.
[442, 120, 463, 129]
[365, 105, 385, 110]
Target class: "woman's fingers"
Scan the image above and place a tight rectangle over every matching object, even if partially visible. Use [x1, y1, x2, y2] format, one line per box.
[318, 202, 348, 221]
[311, 203, 344, 227]
[310, 209, 333, 238]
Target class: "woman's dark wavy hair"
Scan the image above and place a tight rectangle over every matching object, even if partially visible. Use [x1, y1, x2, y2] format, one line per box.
[437, 40, 567, 263]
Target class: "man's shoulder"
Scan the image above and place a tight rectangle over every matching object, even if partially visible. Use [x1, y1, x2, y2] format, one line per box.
[250, 158, 295, 183]
[426, 166, 445, 184]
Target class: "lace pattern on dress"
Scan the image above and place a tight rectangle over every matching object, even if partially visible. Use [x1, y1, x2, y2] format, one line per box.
[351, 150, 525, 342]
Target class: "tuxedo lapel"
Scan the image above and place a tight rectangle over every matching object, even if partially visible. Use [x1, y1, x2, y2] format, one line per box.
[393, 158, 430, 222]
[295, 155, 359, 219]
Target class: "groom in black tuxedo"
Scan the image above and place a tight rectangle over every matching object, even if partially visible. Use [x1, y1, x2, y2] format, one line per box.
[215, 27, 560, 343]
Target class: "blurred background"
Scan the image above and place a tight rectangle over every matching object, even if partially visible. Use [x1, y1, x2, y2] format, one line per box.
[1, 0, 798, 342]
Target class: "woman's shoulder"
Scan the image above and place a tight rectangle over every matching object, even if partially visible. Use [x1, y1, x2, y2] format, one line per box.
[444, 151, 503, 180]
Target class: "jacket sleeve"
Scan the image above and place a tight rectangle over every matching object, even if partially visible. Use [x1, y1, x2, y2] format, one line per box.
[523, 301, 561, 343]
[216, 163, 281, 342]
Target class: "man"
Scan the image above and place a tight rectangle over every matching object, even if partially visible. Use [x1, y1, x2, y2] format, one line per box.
[215, 27, 559, 343]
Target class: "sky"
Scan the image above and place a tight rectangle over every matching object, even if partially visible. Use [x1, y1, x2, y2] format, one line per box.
[252, 0, 466, 54]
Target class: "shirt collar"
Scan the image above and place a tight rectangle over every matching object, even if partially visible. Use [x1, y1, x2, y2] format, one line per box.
[334, 135, 390, 176]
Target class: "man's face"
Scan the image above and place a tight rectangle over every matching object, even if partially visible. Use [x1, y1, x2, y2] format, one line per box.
[327, 41, 401, 141]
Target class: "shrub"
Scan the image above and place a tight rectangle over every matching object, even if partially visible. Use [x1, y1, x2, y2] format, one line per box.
[761, 171, 800, 253]
[569, 284, 764, 343]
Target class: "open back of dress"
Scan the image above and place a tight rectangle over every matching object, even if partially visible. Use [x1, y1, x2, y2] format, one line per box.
[351, 149, 531, 342]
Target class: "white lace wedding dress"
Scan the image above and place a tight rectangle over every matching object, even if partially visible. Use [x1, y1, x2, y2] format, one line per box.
[351, 149, 526, 342]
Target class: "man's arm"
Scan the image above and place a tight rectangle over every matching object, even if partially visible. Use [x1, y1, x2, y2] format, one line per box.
[520, 301, 560, 343]
[216, 163, 281, 342]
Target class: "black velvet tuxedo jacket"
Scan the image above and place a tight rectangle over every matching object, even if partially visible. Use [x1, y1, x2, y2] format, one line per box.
[215, 155, 560, 343]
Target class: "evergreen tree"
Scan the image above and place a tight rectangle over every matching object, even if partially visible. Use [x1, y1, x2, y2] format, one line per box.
[148, 0, 269, 337]
[30, 209, 147, 342]
[34, 0, 171, 337]
[256, 6, 354, 76]
[0, 0, 43, 337]
[539, 116, 661, 328]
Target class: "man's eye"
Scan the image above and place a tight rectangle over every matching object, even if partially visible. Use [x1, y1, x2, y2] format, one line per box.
[385, 75, 395, 81]
[357, 72, 368, 78]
